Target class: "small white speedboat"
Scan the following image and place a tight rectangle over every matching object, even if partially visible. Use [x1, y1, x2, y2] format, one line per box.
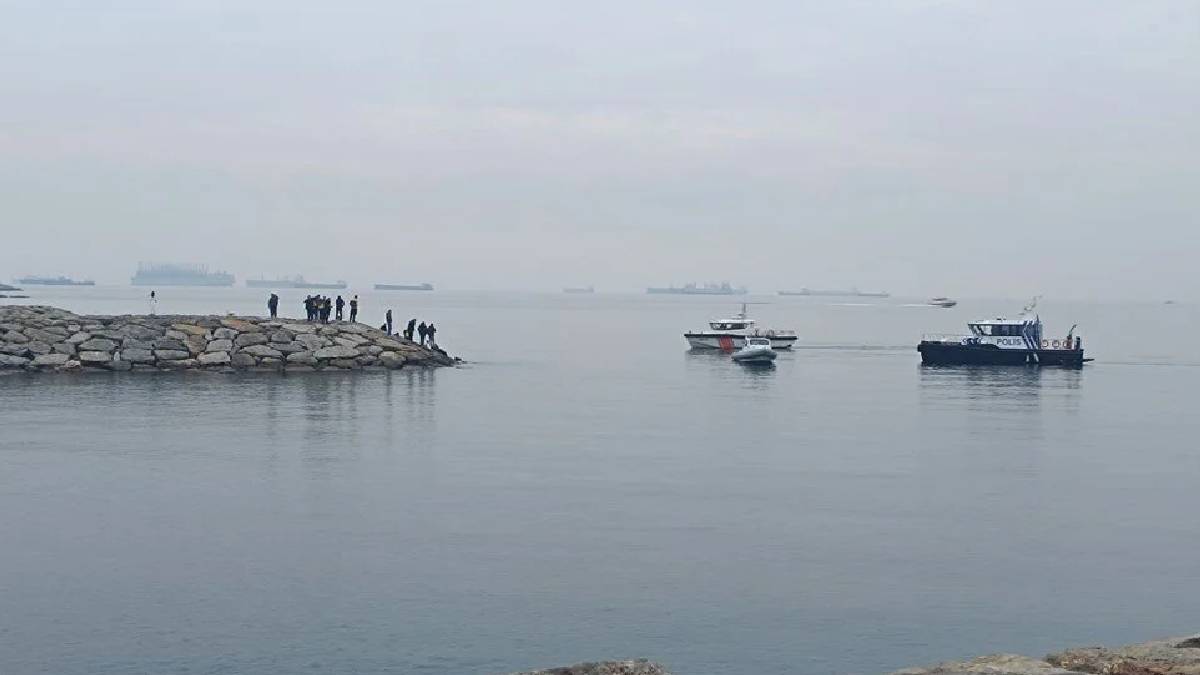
[928, 297, 958, 308]
[731, 337, 777, 363]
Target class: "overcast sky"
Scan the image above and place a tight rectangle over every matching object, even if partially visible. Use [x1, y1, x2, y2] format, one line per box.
[2, 1, 1197, 298]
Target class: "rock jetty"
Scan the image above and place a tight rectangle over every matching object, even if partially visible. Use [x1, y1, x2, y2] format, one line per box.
[508, 662, 668, 675]
[0, 305, 456, 373]
[893, 634, 1200, 675]
[503, 634, 1200, 675]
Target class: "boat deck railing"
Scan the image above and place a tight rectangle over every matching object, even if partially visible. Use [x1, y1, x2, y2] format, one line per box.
[751, 329, 797, 337]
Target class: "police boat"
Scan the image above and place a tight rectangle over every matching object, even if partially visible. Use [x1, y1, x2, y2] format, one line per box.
[917, 297, 1088, 368]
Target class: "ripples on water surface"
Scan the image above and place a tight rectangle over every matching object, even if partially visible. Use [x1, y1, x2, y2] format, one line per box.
[2, 289, 1199, 674]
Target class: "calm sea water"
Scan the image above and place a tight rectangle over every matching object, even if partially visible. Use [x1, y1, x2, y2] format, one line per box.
[2, 288, 1198, 675]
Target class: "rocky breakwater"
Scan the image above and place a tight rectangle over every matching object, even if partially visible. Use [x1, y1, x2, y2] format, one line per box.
[893, 634, 1200, 675]
[0, 305, 456, 373]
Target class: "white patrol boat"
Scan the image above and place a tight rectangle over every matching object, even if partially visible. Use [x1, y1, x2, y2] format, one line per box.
[731, 337, 778, 363]
[917, 297, 1087, 368]
[685, 304, 797, 351]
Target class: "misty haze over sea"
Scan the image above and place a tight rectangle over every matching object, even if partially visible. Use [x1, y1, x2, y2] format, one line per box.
[2, 2, 1197, 300]
[3, 2, 1199, 675]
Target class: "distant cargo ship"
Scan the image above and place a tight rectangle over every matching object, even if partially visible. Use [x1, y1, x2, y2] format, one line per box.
[647, 282, 747, 296]
[779, 288, 889, 298]
[131, 263, 234, 287]
[15, 275, 95, 286]
[246, 275, 347, 290]
[375, 283, 434, 291]
[563, 286, 595, 294]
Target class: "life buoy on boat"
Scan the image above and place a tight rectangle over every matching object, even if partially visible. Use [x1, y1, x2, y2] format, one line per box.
[1041, 340, 1049, 348]
[1052, 340, 1060, 349]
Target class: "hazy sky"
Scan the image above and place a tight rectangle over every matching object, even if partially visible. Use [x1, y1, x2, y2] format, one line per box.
[2, 1, 1197, 297]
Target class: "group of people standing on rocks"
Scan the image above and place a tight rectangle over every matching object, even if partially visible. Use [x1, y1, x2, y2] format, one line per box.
[299, 294, 359, 324]
[383, 310, 439, 347]
[266, 293, 438, 348]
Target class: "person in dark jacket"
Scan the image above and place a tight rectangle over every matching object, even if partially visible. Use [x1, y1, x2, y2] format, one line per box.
[405, 318, 416, 341]
[322, 297, 333, 324]
[427, 323, 437, 346]
[304, 295, 314, 321]
[349, 295, 358, 323]
[267, 293, 279, 319]
[417, 321, 428, 346]
[335, 295, 345, 321]
[385, 309, 393, 335]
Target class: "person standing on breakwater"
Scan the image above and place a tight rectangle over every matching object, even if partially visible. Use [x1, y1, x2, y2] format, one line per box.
[406, 318, 416, 341]
[267, 293, 279, 319]
[335, 295, 345, 321]
[304, 295, 314, 321]
[427, 323, 437, 347]
[417, 321, 428, 345]
[149, 290, 157, 315]
[349, 295, 358, 323]
[386, 309, 393, 335]
[322, 297, 333, 324]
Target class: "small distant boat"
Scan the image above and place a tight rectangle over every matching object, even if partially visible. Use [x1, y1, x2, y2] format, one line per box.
[649, 282, 747, 296]
[928, 297, 957, 308]
[375, 283, 434, 291]
[15, 276, 95, 286]
[0, 283, 21, 292]
[779, 288, 889, 298]
[731, 337, 777, 363]
[563, 286, 595, 294]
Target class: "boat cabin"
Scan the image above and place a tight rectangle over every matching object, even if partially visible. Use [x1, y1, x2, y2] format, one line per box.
[709, 318, 755, 331]
[967, 317, 1038, 338]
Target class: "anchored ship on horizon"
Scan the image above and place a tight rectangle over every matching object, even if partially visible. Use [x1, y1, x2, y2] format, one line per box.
[131, 263, 234, 287]
[246, 275, 347, 290]
[647, 282, 747, 296]
[14, 275, 95, 286]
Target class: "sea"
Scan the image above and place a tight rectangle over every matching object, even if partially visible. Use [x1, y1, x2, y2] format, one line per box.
[2, 287, 1198, 675]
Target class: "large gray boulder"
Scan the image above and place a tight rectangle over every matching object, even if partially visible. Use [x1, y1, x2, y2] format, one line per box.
[154, 338, 188, 351]
[230, 352, 257, 368]
[241, 345, 283, 359]
[154, 349, 190, 360]
[295, 333, 327, 351]
[235, 332, 268, 347]
[121, 349, 156, 363]
[198, 351, 230, 365]
[32, 353, 71, 368]
[205, 339, 234, 352]
[25, 342, 52, 355]
[170, 323, 209, 337]
[0, 354, 30, 367]
[285, 352, 316, 365]
[314, 345, 358, 360]
[78, 338, 117, 352]
[78, 351, 111, 364]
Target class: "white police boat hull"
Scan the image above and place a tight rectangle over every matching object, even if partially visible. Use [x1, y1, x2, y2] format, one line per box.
[731, 343, 777, 363]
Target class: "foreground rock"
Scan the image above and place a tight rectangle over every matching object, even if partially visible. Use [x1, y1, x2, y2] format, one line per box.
[508, 661, 669, 675]
[0, 305, 457, 374]
[894, 634, 1200, 675]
